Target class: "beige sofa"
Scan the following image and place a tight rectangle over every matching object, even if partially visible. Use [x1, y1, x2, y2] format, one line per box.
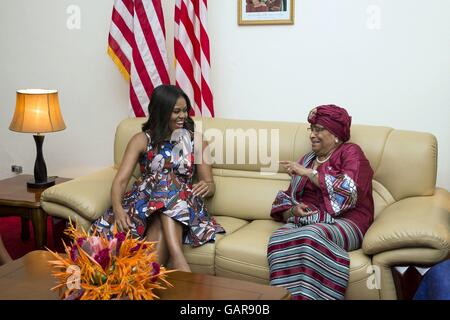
[41, 117, 450, 300]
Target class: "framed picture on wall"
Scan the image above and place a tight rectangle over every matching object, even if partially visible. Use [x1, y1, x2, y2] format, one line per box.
[238, 0, 295, 25]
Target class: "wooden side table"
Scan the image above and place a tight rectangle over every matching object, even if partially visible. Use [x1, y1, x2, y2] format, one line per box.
[0, 174, 71, 249]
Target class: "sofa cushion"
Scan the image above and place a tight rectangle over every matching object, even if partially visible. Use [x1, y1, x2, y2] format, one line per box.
[363, 188, 450, 256]
[41, 167, 117, 221]
[207, 169, 290, 220]
[215, 220, 379, 299]
[215, 220, 280, 282]
[345, 249, 380, 300]
[183, 216, 249, 274]
[372, 130, 437, 200]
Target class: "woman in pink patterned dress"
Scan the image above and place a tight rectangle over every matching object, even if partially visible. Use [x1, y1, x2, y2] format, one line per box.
[91, 85, 224, 272]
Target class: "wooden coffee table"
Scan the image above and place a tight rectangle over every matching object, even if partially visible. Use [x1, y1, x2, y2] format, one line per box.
[0, 251, 290, 300]
[0, 175, 71, 249]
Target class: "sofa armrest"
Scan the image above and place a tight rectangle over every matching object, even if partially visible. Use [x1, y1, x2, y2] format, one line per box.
[362, 188, 450, 256]
[41, 167, 117, 222]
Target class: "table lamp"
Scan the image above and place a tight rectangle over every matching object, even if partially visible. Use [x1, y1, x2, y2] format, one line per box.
[9, 89, 66, 188]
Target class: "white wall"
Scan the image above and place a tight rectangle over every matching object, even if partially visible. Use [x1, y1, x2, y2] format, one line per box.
[0, 0, 129, 179]
[1, 0, 449, 189]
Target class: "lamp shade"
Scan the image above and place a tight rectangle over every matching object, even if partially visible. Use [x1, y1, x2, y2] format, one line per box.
[9, 89, 66, 133]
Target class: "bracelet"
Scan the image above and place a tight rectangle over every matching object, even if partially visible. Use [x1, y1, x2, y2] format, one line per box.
[309, 169, 318, 179]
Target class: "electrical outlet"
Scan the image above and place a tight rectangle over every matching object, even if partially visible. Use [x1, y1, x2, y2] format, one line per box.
[11, 165, 23, 174]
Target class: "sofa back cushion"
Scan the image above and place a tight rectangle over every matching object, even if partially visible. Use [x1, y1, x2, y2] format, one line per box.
[113, 117, 437, 220]
[114, 118, 146, 179]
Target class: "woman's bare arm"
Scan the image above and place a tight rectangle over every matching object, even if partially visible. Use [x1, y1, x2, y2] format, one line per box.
[111, 132, 147, 231]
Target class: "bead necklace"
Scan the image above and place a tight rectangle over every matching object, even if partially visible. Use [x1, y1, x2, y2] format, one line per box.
[316, 148, 335, 164]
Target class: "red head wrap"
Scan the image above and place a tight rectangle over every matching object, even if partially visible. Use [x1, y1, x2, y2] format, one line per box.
[308, 105, 352, 142]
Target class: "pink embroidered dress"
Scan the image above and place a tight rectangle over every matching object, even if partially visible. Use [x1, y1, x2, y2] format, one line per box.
[268, 142, 374, 300]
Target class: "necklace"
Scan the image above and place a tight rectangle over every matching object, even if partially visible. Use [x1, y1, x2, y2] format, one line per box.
[316, 148, 335, 164]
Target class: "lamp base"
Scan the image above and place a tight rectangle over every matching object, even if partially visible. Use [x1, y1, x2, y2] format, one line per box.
[27, 177, 55, 189]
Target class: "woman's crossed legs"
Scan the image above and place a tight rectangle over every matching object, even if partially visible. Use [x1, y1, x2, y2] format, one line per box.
[145, 213, 191, 272]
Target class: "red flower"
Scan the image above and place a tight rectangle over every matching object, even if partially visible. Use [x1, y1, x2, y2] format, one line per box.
[114, 232, 126, 254]
[70, 246, 79, 262]
[115, 232, 126, 242]
[77, 237, 86, 246]
[137, 225, 145, 236]
[94, 248, 111, 271]
[150, 262, 160, 282]
[69, 238, 86, 261]
[131, 243, 148, 253]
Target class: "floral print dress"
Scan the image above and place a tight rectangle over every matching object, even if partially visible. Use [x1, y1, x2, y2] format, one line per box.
[91, 129, 225, 247]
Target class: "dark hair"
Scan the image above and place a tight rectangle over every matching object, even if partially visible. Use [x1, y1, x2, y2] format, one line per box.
[142, 84, 194, 148]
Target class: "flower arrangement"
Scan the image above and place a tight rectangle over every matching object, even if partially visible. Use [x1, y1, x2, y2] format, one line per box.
[47, 222, 173, 300]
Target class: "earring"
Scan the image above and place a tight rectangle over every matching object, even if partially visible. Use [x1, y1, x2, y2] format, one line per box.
[335, 138, 339, 143]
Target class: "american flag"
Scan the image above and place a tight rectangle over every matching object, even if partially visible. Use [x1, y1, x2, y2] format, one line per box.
[174, 0, 214, 117]
[108, 0, 170, 117]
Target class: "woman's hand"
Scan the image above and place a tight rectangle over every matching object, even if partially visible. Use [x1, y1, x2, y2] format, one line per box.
[284, 203, 314, 222]
[279, 161, 311, 177]
[291, 203, 314, 217]
[110, 132, 146, 233]
[192, 180, 214, 198]
[114, 207, 133, 232]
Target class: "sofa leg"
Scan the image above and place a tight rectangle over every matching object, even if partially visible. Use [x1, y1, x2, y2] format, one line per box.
[391, 265, 431, 300]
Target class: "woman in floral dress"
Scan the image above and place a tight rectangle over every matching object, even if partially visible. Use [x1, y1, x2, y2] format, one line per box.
[91, 85, 224, 272]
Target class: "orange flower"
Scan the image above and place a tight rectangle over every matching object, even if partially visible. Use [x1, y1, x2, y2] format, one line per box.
[47, 221, 174, 300]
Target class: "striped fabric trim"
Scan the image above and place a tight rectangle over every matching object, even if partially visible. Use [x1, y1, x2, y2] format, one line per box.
[298, 211, 335, 225]
[284, 151, 338, 226]
[271, 190, 294, 213]
[289, 151, 315, 203]
[267, 219, 362, 300]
